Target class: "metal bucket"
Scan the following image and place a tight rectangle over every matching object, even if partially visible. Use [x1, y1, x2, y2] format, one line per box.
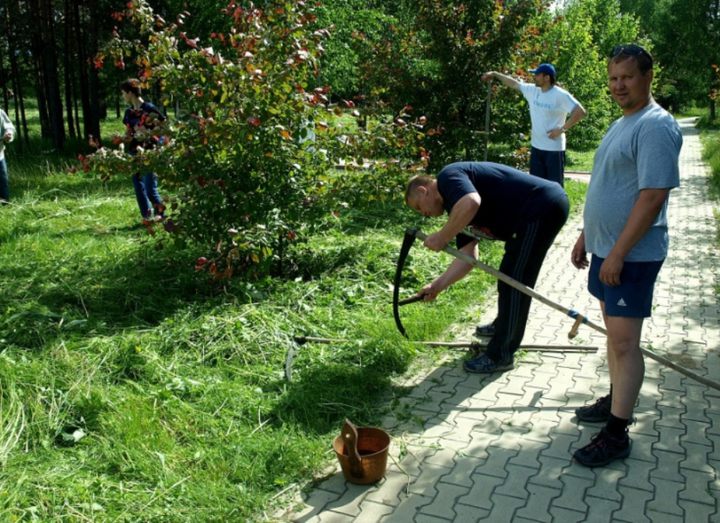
[333, 419, 390, 484]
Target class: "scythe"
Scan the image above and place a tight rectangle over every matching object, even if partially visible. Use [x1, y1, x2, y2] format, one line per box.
[391, 227, 720, 392]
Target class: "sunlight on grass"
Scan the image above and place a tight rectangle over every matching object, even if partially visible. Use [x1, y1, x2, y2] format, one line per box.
[566, 148, 595, 172]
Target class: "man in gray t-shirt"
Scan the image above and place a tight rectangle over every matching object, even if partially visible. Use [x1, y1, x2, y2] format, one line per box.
[570, 44, 682, 468]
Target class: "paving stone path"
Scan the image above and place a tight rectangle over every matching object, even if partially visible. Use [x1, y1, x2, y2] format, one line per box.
[282, 118, 719, 522]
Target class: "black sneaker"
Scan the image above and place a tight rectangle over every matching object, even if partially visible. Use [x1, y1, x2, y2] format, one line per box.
[474, 322, 496, 338]
[575, 394, 611, 423]
[463, 353, 514, 374]
[573, 428, 631, 467]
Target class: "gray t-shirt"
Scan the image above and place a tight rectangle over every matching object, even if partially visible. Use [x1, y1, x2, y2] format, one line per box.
[583, 102, 682, 261]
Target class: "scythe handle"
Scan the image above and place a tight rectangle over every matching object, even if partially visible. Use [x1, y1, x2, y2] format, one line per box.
[406, 228, 720, 392]
[413, 229, 608, 337]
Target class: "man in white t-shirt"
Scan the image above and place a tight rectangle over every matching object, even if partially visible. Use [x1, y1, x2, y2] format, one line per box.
[482, 63, 586, 187]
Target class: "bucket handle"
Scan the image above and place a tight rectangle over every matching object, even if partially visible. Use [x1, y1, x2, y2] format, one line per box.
[342, 419, 363, 479]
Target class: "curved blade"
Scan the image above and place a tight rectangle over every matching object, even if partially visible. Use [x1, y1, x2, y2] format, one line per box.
[392, 228, 418, 338]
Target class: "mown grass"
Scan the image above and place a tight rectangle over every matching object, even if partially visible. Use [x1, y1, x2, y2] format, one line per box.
[0, 114, 587, 520]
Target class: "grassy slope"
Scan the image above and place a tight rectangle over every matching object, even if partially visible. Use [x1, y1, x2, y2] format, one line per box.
[0, 114, 587, 520]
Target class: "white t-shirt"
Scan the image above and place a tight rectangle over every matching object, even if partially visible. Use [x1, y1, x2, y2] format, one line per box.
[518, 83, 580, 151]
[0, 110, 15, 161]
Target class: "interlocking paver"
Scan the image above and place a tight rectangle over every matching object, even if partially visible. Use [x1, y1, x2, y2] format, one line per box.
[585, 467, 624, 502]
[280, 117, 720, 523]
[438, 455, 484, 488]
[478, 493, 525, 521]
[415, 514, 452, 523]
[313, 511, 355, 522]
[453, 503, 490, 521]
[655, 405, 686, 430]
[582, 495, 622, 521]
[678, 500, 718, 522]
[647, 477, 685, 516]
[476, 444, 521, 478]
[377, 492, 433, 522]
[353, 501, 395, 522]
[539, 432, 580, 460]
[618, 457, 654, 492]
[363, 470, 408, 506]
[457, 474, 505, 510]
[680, 441, 714, 473]
[683, 419, 711, 446]
[493, 464, 538, 498]
[506, 440, 544, 469]
[650, 449, 684, 482]
[418, 482, 471, 520]
[552, 472, 593, 513]
[529, 455, 567, 490]
[612, 486, 653, 523]
[289, 488, 347, 521]
[406, 462, 453, 496]
[679, 469, 717, 506]
[515, 483, 561, 522]
[652, 425, 686, 454]
[548, 506, 587, 522]
[642, 510, 685, 523]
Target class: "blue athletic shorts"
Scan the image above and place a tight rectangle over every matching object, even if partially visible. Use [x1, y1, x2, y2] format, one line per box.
[588, 255, 664, 317]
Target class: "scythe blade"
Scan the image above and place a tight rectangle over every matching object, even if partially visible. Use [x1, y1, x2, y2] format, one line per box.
[392, 228, 419, 338]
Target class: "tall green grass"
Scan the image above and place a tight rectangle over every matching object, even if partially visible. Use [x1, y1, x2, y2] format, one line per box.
[0, 116, 587, 520]
[700, 128, 720, 199]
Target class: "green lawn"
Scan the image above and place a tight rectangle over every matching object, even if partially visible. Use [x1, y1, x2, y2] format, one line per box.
[566, 148, 595, 172]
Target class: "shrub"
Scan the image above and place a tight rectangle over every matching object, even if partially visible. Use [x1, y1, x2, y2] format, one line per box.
[87, 0, 425, 279]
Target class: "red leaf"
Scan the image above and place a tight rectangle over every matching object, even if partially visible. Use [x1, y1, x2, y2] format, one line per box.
[194, 256, 208, 271]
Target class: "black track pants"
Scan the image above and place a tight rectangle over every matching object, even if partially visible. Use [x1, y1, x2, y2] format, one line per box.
[485, 204, 569, 363]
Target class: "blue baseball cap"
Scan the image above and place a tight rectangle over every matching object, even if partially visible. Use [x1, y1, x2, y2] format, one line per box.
[529, 63, 556, 79]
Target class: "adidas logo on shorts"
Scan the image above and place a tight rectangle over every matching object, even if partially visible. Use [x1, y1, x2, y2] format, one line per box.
[617, 298, 627, 307]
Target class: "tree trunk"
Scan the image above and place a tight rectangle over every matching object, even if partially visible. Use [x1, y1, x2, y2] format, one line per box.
[0, 40, 8, 113]
[73, 0, 102, 141]
[85, 0, 102, 141]
[74, 88, 82, 138]
[39, 0, 65, 149]
[7, 0, 29, 146]
[28, 0, 65, 149]
[27, 0, 51, 139]
[75, 0, 91, 136]
[63, 0, 76, 140]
